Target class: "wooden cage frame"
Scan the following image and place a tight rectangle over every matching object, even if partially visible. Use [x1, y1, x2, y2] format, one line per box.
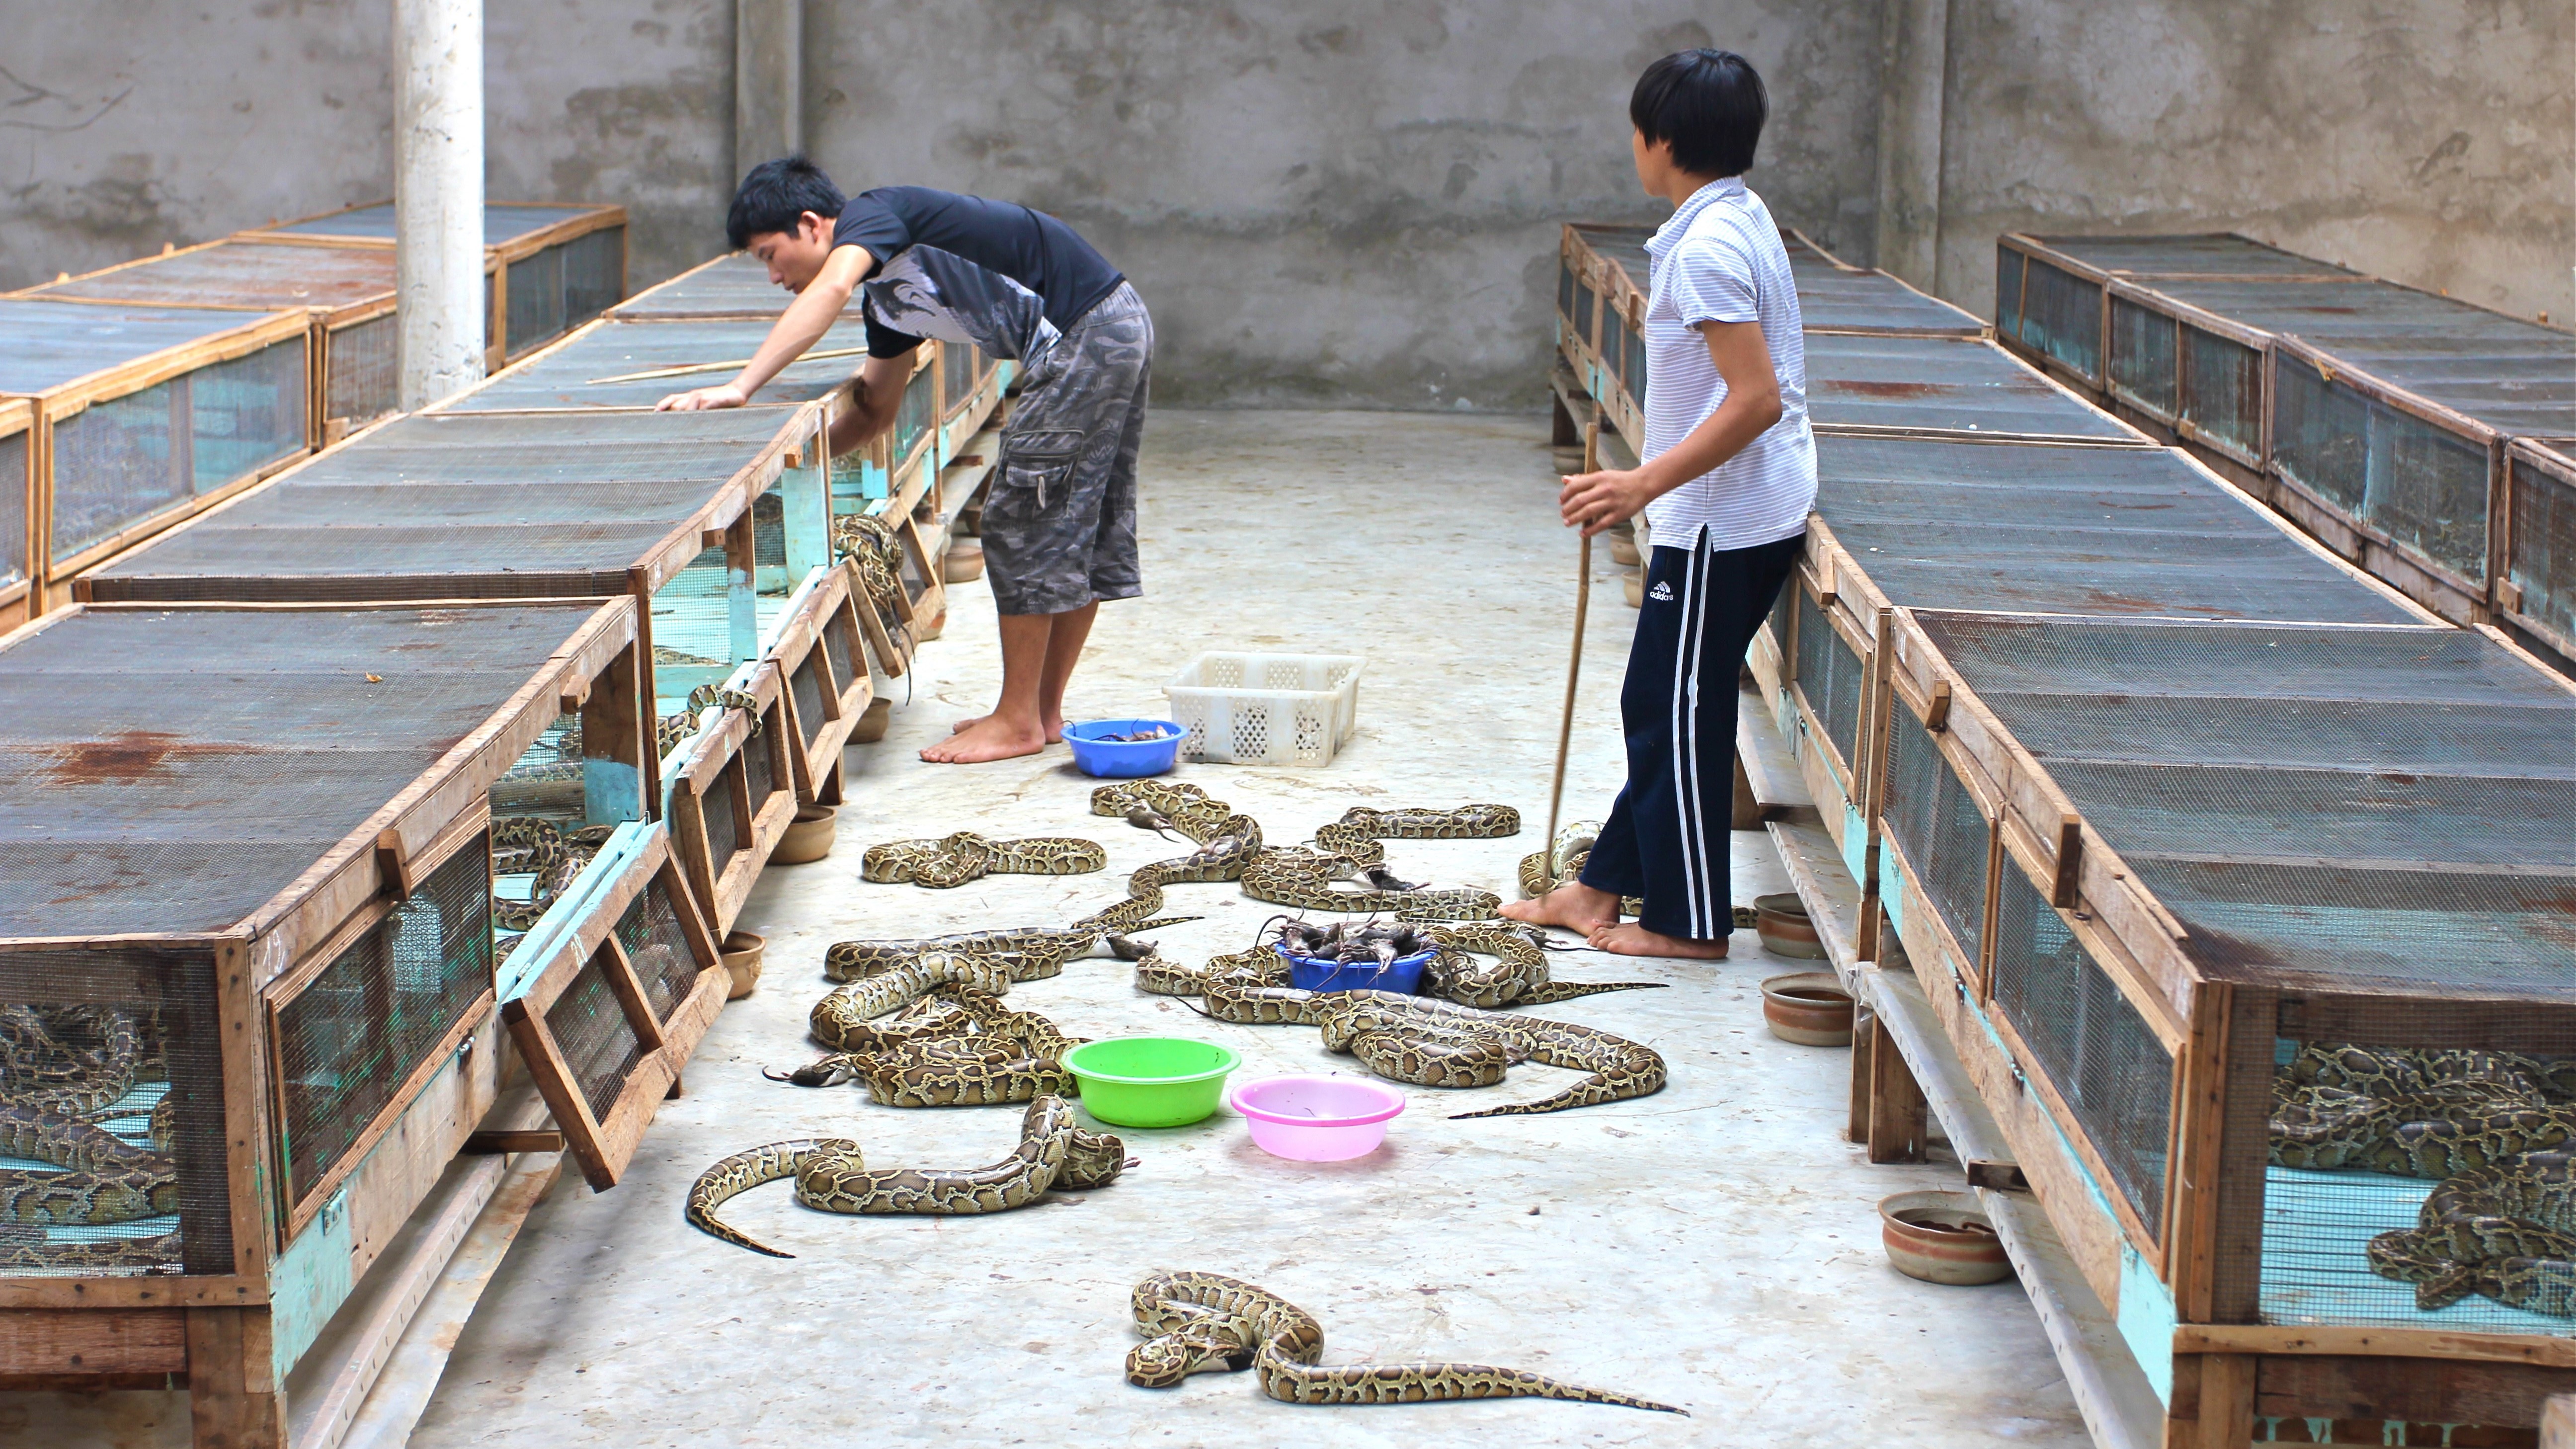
[0, 398, 31, 631]
[244, 201, 627, 368]
[500, 825, 722, 1193]
[5, 303, 319, 619]
[2500, 437, 2576, 668]
[0, 596, 640, 1445]
[768, 560, 878, 805]
[662, 659, 798, 937]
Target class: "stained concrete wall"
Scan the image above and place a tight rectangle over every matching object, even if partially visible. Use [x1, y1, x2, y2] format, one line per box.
[1932, 0, 2575, 326]
[6, 1, 2566, 406]
[0, 0, 735, 306]
[799, 2, 1883, 408]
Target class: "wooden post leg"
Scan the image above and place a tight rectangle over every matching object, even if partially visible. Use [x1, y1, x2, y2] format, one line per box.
[1847, 1005, 1875, 1146]
[1551, 392, 1579, 447]
[817, 754, 846, 808]
[1731, 747, 1764, 831]
[2541, 1392, 2576, 1449]
[1865, 1014, 1928, 1164]
[187, 1307, 282, 1449]
[2169, 1353, 2254, 1449]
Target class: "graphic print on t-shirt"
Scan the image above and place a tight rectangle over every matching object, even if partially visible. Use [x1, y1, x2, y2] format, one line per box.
[863, 246, 1063, 365]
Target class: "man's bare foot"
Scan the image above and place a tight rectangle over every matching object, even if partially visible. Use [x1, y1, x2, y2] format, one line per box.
[952, 712, 1064, 743]
[1587, 921, 1729, 960]
[1500, 882, 1622, 935]
[921, 716, 1049, 764]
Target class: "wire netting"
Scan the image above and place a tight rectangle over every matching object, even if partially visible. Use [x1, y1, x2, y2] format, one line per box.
[491, 711, 587, 824]
[47, 336, 307, 566]
[790, 653, 828, 753]
[0, 430, 24, 590]
[1881, 702, 1992, 959]
[615, 876, 703, 1024]
[1625, 323, 1648, 400]
[2178, 323, 2263, 461]
[0, 299, 283, 396]
[2274, 362, 2493, 582]
[821, 597, 860, 699]
[893, 365, 937, 468]
[613, 253, 867, 322]
[0, 603, 600, 937]
[1816, 436, 2422, 624]
[29, 242, 395, 312]
[741, 706, 780, 815]
[505, 245, 567, 358]
[1557, 256, 1576, 332]
[941, 340, 975, 420]
[0, 948, 227, 1277]
[1796, 268, 1983, 336]
[2108, 296, 2178, 419]
[325, 314, 400, 426]
[2509, 444, 2575, 648]
[1603, 307, 1629, 393]
[2016, 257, 2102, 380]
[1793, 589, 1865, 777]
[265, 203, 604, 245]
[1574, 280, 1595, 351]
[1807, 334, 2136, 439]
[2030, 235, 2359, 278]
[561, 228, 625, 333]
[1990, 864, 2173, 1244]
[698, 757, 744, 891]
[445, 317, 867, 411]
[1994, 245, 2026, 340]
[273, 841, 491, 1214]
[543, 953, 644, 1127]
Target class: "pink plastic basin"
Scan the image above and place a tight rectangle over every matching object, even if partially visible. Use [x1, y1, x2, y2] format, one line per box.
[1228, 1075, 1407, 1161]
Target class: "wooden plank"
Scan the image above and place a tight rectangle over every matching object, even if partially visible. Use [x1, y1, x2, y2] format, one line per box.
[1978, 1191, 2167, 1449]
[2192, 1352, 2256, 1449]
[0, 1308, 187, 1374]
[1734, 684, 1811, 817]
[1764, 811, 1863, 987]
[187, 1306, 283, 1447]
[2175, 1325, 2576, 1371]
[2252, 1352, 2576, 1429]
[1852, 963, 2010, 1165]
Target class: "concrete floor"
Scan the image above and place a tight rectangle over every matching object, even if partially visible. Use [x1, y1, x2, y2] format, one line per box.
[16, 410, 2088, 1448]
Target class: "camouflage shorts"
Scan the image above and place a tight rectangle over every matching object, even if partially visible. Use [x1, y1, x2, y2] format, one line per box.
[982, 282, 1152, 616]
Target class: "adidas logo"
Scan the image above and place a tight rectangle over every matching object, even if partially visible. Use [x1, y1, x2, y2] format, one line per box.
[1649, 581, 1675, 601]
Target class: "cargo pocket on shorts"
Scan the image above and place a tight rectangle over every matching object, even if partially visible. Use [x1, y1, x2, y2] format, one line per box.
[988, 429, 1085, 523]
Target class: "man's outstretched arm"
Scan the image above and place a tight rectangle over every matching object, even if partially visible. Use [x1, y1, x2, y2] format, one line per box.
[827, 353, 916, 457]
[657, 244, 873, 410]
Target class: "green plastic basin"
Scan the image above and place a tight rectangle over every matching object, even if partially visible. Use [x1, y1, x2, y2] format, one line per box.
[1062, 1037, 1240, 1128]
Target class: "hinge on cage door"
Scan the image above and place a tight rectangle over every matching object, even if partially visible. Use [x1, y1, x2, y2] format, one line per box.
[375, 828, 417, 901]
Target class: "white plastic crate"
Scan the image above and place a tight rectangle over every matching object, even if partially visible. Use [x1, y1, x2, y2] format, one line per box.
[1161, 651, 1364, 767]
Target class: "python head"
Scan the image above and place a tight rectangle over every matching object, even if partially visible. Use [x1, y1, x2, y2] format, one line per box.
[1125, 1324, 1254, 1388]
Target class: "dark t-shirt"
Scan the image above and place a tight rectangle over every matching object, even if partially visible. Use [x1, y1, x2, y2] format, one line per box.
[832, 186, 1124, 362]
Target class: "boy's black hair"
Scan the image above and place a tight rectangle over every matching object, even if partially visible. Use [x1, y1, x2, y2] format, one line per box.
[726, 156, 846, 249]
[1629, 50, 1767, 178]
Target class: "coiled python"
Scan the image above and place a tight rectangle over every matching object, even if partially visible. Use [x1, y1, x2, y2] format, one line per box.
[1125, 1271, 1683, 1412]
[861, 832, 1109, 888]
[687, 1095, 1128, 1257]
[0, 1009, 182, 1272]
[791, 987, 1085, 1107]
[2271, 1044, 2576, 1178]
[2369, 1151, 2576, 1315]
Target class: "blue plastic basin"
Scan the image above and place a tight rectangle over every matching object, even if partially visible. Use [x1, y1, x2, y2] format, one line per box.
[1277, 945, 1434, 995]
[1064, 718, 1184, 778]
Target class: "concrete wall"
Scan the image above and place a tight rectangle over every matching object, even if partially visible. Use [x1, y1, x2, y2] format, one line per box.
[1932, 0, 2575, 325]
[801, 1, 1882, 408]
[6, 1, 2566, 406]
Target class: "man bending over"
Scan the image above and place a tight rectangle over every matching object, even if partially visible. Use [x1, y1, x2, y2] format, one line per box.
[1503, 50, 1815, 958]
[660, 158, 1152, 764]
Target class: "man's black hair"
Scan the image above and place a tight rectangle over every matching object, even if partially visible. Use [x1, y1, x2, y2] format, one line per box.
[1629, 50, 1767, 178]
[726, 156, 845, 250]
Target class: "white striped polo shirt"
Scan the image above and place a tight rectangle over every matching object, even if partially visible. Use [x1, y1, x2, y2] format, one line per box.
[1639, 177, 1817, 552]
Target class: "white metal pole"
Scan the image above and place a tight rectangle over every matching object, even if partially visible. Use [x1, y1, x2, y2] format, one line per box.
[395, 0, 485, 410]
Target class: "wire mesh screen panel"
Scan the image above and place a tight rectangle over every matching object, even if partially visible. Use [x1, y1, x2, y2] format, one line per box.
[613, 875, 702, 1024]
[1574, 278, 1594, 350]
[790, 654, 828, 753]
[1805, 335, 2136, 439]
[2276, 357, 2493, 582]
[47, 337, 309, 566]
[2016, 256, 2101, 381]
[545, 953, 646, 1127]
[325, 314, 400, 425]
[272, 842, 492, 1218]
[941, 341, 974, 418]
[892, 366, 936, 467]
[1765, 570, 1795, 658]
[2258, 1015, 2576, 1335]
[492, 711, 585, 824]
[1881, 704, 1990, 958]
[0, 430, 24, 590]
[1557, 255, 1576, 331]
[1626, 324, 1648, 402]
[741, 709, 779, 813]
[2509, 443, 2575, 649]
[1990, 866, 2172, 1244]
[1793, 589, 1865, 776]
[820, 601, 861, 705]
[505, 245, 568, 358]
[2177, 324, 2263, 463]
[448, 318, 866, 411]
[697, 757, 744, 899]
[561, 228, 625, 332]
[2108, 296, 2177, 419]
[1995, 244, 2026, 340]
[1603, 307, 1629, 395]
[0, 948, 229, 1277]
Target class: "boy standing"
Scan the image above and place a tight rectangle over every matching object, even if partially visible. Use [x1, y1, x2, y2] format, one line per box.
[660, 160, 1151, 764]
[1503, 50, 1815, 958]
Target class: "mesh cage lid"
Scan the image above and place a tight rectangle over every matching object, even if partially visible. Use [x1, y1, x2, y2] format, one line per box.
[0, 299, 300, 397]
[0, 604, 610, 937]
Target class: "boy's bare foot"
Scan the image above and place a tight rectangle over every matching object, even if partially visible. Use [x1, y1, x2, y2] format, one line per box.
[1499, 882, 1622, 935]
[1587, 921, 1730, 960]
[921, 716, 1049, 764]
[953, 712, 1064, 743]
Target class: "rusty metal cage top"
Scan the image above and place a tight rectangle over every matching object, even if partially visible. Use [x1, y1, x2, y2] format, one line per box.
[0, 602, 617, 939]
[1805, 334, 2137, 439]
[258, 202, 613, 247]
[446, 318, 867, 412]
[0, 298, 304, 398]
[83, 407, 804, 599]
[1814, 436, 2423, 625]
[2024, 233, 2363, 279]
[18, 242, 397, 322]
